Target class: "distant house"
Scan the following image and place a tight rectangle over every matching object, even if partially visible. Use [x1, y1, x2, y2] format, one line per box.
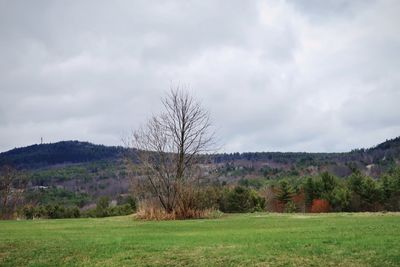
[32, 185, 48, 190]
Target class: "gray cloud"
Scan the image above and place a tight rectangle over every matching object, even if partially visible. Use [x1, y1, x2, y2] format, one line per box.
[0, 0, 399, 153]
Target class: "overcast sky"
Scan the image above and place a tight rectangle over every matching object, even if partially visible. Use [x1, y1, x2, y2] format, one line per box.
[0, 0, 399, 153]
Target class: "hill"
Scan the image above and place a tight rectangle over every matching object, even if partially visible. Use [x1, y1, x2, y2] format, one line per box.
[0, 141, 126, 168]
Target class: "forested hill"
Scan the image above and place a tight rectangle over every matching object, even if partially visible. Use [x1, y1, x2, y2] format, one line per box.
[214, 136, 400, 165]
[0, 137, 399, 171]
[0, 141, 125, 168]
[371, 136, 400, 150]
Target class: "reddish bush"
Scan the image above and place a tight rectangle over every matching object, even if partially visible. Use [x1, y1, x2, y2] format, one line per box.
[310, 199, 331, 213]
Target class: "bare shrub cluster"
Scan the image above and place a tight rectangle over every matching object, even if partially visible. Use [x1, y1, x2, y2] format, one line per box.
[127, 87, 216, 219]
[134, 199, 217, 220]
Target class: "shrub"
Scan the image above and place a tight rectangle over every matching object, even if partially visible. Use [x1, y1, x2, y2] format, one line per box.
[135, 204, 176, 220]
[220, 186, 265, 213]
[20, 204, 81, 219]
[135, 200, 217, 220]
[95, 196, 110, 217]
[45, 204, 65, 219]
[67, 206, 81, 218]
[194, 187, 223, 210]
[82, 200, 134, 218]
[22, 205, 35, 219]
[284, 201, 297, 213]
[117, 195, 137, 211]
[108, 204, 133, 217]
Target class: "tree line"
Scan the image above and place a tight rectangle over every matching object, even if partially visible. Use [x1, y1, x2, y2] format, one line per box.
[1, 164, 400, 220]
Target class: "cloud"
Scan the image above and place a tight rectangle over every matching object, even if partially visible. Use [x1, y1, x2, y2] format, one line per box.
[0, 0, 399, 153]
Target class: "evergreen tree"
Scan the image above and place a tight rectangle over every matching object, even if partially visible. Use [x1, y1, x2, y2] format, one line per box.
[276, 180, 293, 205]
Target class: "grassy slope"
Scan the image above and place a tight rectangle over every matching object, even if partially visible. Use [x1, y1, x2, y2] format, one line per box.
[0, 213, 399, 266]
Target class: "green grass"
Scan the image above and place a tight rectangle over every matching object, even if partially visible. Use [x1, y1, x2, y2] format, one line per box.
[1, 213, 400, 266]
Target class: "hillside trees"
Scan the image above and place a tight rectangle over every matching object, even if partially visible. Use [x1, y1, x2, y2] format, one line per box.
[130, 87, 215, 218]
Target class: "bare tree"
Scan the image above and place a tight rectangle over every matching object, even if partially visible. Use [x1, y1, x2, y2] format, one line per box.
[0, 165, 26, 219]
[131, 87, 214, 215]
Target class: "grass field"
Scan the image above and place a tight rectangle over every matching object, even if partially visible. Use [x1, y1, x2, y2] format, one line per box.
[1, 213, 399, 266]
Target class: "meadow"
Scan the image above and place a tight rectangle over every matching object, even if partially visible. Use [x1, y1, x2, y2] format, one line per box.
[0, 213, 399, 266]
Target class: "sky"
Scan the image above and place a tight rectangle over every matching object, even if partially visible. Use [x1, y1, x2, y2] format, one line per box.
[0, 0, 399, 153]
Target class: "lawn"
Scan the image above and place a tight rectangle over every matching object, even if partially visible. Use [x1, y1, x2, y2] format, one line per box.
[0, 213, 399, 266]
